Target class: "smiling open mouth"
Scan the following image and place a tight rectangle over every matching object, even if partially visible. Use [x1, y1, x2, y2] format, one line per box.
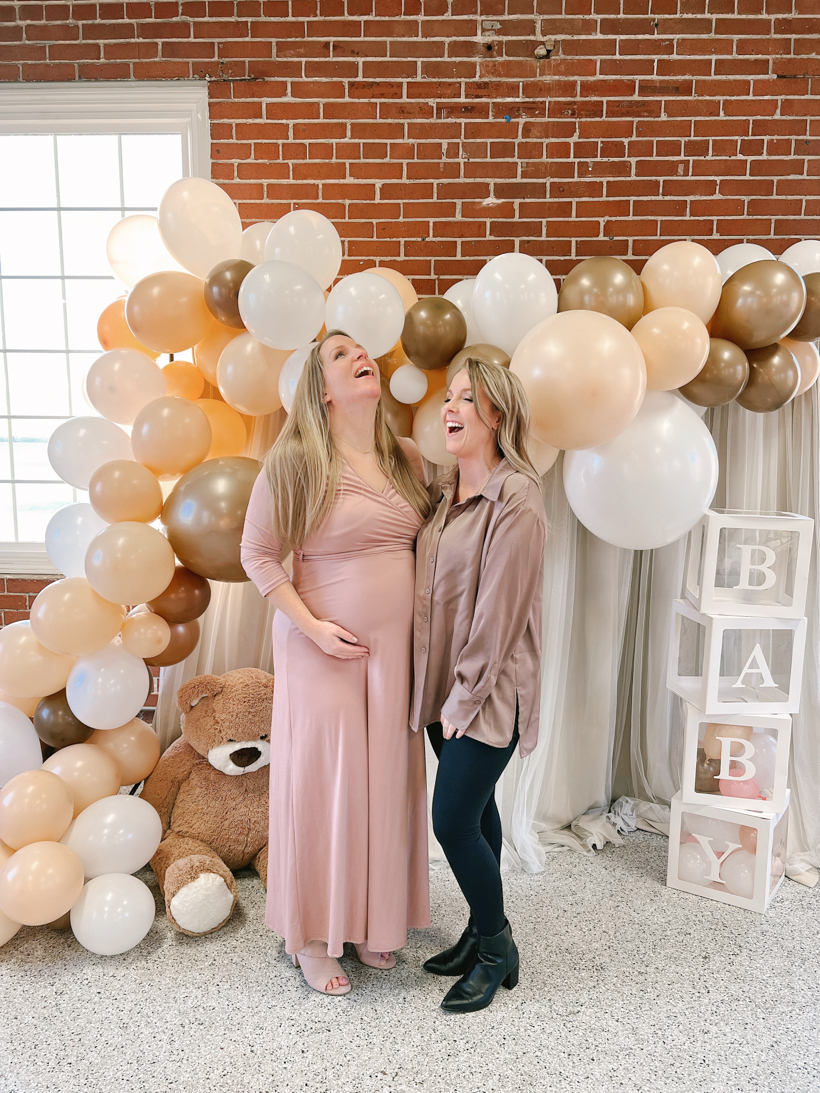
[354, 365, 375, 379]
[446, 421, 464, 435]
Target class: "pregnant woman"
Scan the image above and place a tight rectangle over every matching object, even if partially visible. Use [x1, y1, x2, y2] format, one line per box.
[241, 330, 431, 996]
[412, 356, 547, 1014]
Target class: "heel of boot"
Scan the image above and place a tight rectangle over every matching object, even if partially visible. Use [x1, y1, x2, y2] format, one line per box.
[503, 963, 519, 990]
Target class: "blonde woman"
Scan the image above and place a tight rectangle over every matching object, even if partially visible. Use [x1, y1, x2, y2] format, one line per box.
[241, 330, 431, 996]
[412, 357, 547, 1014]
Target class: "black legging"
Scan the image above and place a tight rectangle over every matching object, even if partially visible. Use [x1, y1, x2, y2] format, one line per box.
[427, 711, 519, 939]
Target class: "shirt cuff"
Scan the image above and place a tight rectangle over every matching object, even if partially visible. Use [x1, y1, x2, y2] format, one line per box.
[441, 681, 484, 733]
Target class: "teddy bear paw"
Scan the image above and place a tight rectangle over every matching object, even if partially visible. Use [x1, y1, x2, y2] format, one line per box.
[168, 873, 236, 935]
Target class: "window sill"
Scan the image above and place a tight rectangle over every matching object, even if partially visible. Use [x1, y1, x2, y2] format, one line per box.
[0, 545, 60, 578]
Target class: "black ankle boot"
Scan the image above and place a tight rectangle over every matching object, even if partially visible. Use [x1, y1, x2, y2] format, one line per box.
[423, 919, 479, 977]
[440, 920, 518, 1013]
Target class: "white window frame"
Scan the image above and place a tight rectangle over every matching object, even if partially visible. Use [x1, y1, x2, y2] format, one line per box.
[0, 80, 210, 576]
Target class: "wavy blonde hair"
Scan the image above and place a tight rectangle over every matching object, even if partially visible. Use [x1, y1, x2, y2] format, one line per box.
[265, 329, 431, 546]
[452, 357, 541, 484]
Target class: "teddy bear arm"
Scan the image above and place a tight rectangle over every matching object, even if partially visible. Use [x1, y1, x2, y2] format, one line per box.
[253, 844, 268, 889]
[140, 737, 200, 834]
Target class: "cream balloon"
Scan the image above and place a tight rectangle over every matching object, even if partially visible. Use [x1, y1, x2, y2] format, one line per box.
[88, 720, 161, 786]
[325, 272, 406, 359]
[472, 253, 558, 356]
[85, 349, 166, 425]
[0, 841, 84, 927]
[631, 307, 711, 392]
[265, 210, 343, 291]
[125, 271, 212, 355]
[443, 278, 484, 346]
[389, 364, 429, 405]
[0, 769, 74, 849]
[131, 396, 213, 479]
[279, 343, 315, 413]
[528, 434, 560, 476]
[106, 214, 187, 289]
[70, 873, 155, 955]
[85, 521, 176, 607]
[640, 241, 722, 323]
[158, 177, 243, 278]
[240, 221, 275, 265]
[367, 267, 419, 312]
[45, 504, 108, 579]
[238, 260, 326, 351]
[412, 387, 457, 467]
[42, 744, 121, 818]
[0, 622, 75, 700]
[61, 794, 162, 879]
[0, 703, 43, 788]
[121, 612, 171, 660]
[29, 578, 125, 657]
[88, 460, 164, 524]
[717, 243, 775, 285]
[781, 337, 820, 398]
[780, 240, 820, 278]
[47, 417, 133, 490]
[216, 333, 287, 416]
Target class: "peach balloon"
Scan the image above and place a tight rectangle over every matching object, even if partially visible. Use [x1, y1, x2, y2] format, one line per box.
[42, 744, 121, 817]
[0, 621, 75, 700]
[640, 241, 723, 324]
[196, 399, 247, 459]
[216, 333, 287, 416]
[0, 841, 84, 926]
[193, 316, 242, 384]
[366, 268, 419, 312]
[739, 825, 758, 854]
[85, 521, 176, 607]
[0, 690, 39, 717]
[131, 396, 213, 479]
[29, 577, 126, 658]
[121, 611, 171, 659]
[510, 311, 647, 451]
[88, 720, 161, 786]
[782, 337, 820, 398]
[528, 434, 560, 476]
[88, 460, 164, 524]
[0, 770, 74, 849]
[96, 297, 160, 359]
[162, 359, 205, 401]
[125, 271, 212, 354]
[631, 307, 711, 392]
[412, 387, 457, 467]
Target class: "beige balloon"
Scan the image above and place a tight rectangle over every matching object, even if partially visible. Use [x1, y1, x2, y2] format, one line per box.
[124, 271, 212, 354]
[194, 316, 242, 385]
[89, 460, 164, 524]
[29, 578, 126, 658]
[367, 267, 419, 312]
[703, 722, 753, 761]
[0, 622, 75, 700]
[528, 434, 560, 476]
[640, 241, 723, 324]
[216, 333, 287, 416]
[88, 720, 161, 786]
[0, 841, 84, 927]
[412, 387, 457, 467]
[0, 690, 39, 717]
[131, 396, 213, 479]
[0, 770, 74, 849]
[42, 744, 122, 817]
[781, 337, 820, 398]
[121, 611, 171, 659]
[84, 522, 176, 606]
[631, 307, 711, 391]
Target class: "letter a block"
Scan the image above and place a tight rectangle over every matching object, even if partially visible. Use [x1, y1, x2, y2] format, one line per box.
[668, 598, 806, 715]
[680, 703, 791, 814]
[685, 509, 813, 619]
[667, 791, 789, 914]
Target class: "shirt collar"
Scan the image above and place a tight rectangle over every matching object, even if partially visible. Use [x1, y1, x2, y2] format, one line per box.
[437, 458, 514, 504]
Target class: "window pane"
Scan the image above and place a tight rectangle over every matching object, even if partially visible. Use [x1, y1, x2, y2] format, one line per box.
[0, 211, 61, 276]
[0, 482, 14, 540]
[57, 135, 121, 208]
[2, 279, 65, 350]
[122, 135, 183, 209]
[69, 352, 98, 417]
[7, 352, 71, 416]
[11, 416, 66, 481]
[61, 209, 122, 277]
[0, 419, 11, 478]
[17, 481, 75, 541]
[0, 135, 57, 208]
[65, 279, 119, 351]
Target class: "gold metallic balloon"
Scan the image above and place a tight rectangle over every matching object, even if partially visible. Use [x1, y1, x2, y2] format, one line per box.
[679, 338, 750, 407]
[144, 620, 201, 668]
[162, 457, 261, 582]
[735, 343, 800, 413]
[786, 271, 820, 341]
[380, 375, 413, 437]
[710, 261, 807, 351]
[402, 298, 467, 371]
[204, 259, 252, 329]
[446, 343, 511, 386]
[557, 256, 644, 330]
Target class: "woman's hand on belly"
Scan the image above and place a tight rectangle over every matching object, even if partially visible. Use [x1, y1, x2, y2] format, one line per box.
[305, 618, 370, 660]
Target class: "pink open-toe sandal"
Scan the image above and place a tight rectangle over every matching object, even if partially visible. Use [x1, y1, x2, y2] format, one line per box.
[354, 943, 396, 970]
[292, 948, 351, 995]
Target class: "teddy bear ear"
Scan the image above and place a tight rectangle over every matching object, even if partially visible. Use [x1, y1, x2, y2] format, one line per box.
[177, 674, 225, 713]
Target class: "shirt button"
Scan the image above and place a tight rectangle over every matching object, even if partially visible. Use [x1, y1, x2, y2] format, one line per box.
[423, 616, 428, 622]
[421, 647, 426, 654]
[425, 589, 430, 595]
[429, 558, 434, 563]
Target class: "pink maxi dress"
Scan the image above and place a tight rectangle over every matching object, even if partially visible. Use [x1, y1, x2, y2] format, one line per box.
[240, 459, 430, 958]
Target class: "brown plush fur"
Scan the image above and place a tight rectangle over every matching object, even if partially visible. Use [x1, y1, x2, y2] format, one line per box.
[141, 667, 273, 936]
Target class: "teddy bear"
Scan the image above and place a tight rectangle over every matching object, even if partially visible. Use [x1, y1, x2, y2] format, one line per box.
[141, 667, 274, 936]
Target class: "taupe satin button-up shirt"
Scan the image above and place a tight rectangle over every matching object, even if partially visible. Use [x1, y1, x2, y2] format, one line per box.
[411, 458, 547, 757]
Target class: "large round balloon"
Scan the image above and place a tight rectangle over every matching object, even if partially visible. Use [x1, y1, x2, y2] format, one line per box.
[158, 177, 243, 278]
[45, 504, 108, 578]
[510, 311, 646, 450]
[0, 841, 84, 927]
[71, 873, 155, 955]
[782, 337, 820, 398]
[0, 622, 75, 700]
[563, 392, 719, 550]
[97, 296, 160, 359]
[0, 769, 74, 849]
[780, 239, 820, 278]
[710, 261, 807, 350]
[786, 272, 820, 342]
[144, 620, 201, 668]
[735, 343, 800, 413]
[367, 267, 419, 312]
[42, 744, 121, 818]
[29, 578, 125, 658]
[85, 349, 166, 426]
[0, 703, 43, 788]
[204, 258, 252, 328]
[85, 521, 176, 606]
[557, 256, 644, 329]
[162, 457, 261, 582]
[265, 210, 343, 290]
[640, 241, 722, 323]
[472, 253, 558, 356]
[678, 339, 750, 407]
[196, 399, 247, 459]
[443, 278, 483, 344]
[631, 307, 710, 392]
[131, 396, 212, 478]
[121, 610, 171, 660]
[389, 364, 428, 405]
[412, 387, 457, 466]
[106, 214, 186, 289]
[61, 794, 162, 879]
[446, 343, 510, 386]
[238, 260, 325, 351]
[324, 272, 405, 359]
[402, 298, 467, 371]
[146, 565, 211, 624]
[217, 333, 287, 416]
[193, 317, 242, 385]
[380, 375, 413, 438]
[88, 720, 160, 786]
[47, 417, 133, 490]
[162, 359, 205, 401]
[34, 690, 94, 751]
[125, 271, 212, 354]
[240, 221, 274, 265]
[89, 460, 163, 524]
[66, 643, 150, 731]
[717, 243, 775, 284]
[278, 343, 315, 413]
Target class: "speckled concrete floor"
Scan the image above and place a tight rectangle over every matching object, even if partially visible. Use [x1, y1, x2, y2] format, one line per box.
[0, 831, 817, 1093]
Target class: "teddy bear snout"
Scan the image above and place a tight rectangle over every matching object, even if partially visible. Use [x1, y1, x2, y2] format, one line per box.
[207, 739, 271, 776]
[231, 746, 261, 768]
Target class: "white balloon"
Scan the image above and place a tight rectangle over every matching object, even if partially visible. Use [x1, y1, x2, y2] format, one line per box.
[85, 349, 166, 426]
[674, 390, 708, 418]
[216, 333, 287, 416]
[720, 849, 756, 899]
[682, 814, 741, 854]
[472, 253, 558, 356]
[158, 177, 243, 279]
[265, 210, 343, 290]
[278, 343, 315, 413]
[749, 731, 778, 791]
[46, 504, 109, 577]
[563, 392, 718, 551]
[66, 642, 150, 731]
[389, 364, 428, 405]
[47, 417, 133, 490]
[324, 272, 404, 359]
[240, 222, 275, 266]
[62, 795, 162, 879]
[238, 260, 325, 351]
[677, 843, 713, 886]
[717, 243, 775, 284]
[0, 703, 43, 788]
[443, 279, 484, 346]
[780, 239, 820, 278]
[70, 873, 155, 955]
[106, 215, 186, 289]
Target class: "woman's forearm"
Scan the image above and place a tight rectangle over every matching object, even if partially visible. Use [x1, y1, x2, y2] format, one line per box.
[266, 580, 320, 640]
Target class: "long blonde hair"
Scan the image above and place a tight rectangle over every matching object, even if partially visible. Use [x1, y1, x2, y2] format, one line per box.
[455, 357, 541, 485]
[265, 329, 431, 546]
